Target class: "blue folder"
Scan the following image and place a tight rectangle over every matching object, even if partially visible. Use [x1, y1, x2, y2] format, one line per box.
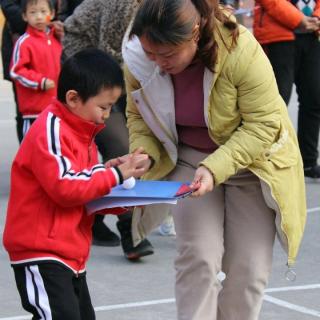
[86, 180, 194, 214]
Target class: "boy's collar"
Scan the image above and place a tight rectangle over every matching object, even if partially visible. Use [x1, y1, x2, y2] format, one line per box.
[26, 24, 53, 37]
[51, 99, 105, 141]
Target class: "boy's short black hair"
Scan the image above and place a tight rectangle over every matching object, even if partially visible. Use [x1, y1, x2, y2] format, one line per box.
[57, 48, 124, 103]
[21, 0, 54, 13]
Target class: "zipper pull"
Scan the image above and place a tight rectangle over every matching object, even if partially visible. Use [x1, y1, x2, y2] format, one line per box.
[47, 39, 51, 45]
[285, 264, 296, 282]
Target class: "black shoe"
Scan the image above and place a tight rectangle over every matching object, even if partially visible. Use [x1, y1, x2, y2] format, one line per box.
[304, 165, 320, 179]
[116, 218, 154, 260]
[92, 219, 120, 247]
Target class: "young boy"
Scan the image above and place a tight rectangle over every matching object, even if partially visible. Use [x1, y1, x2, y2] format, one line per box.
[3, 48, 152, 319]
[10, 0, 62, 137]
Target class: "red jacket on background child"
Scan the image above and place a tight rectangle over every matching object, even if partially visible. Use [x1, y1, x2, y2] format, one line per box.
[254, 0, 320, 44]
[10, 25, 62, 117]
[3, 99, 124, 274]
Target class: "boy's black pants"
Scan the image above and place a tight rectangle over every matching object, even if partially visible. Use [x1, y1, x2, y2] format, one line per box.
[13, 263, 95, 320]
[264, 34, 320, 168]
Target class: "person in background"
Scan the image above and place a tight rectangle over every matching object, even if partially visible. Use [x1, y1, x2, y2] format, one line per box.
[62, 0, 154, 259]
[253, 0, 320, 178]
[3, 48, 151, 320]
[123, 0, 306, 319]
[9, 0, 62, 137]
[0, 0, 62, 141]
[56, 0, 82, 22]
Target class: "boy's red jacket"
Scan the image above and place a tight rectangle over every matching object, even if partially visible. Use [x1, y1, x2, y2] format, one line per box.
[10, 25, 62, 116]
[3, 100, 123, 273]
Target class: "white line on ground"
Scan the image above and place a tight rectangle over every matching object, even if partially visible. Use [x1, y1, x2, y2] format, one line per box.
[2, 283, 320, 320]
[265, 283, 320, 293]
[264, 294, 320, 317]
[307, 207, 320, 213]
[94, 298, 175, 312]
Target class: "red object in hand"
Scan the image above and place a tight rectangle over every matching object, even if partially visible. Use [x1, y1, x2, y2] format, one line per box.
[174, 182, 200, 198]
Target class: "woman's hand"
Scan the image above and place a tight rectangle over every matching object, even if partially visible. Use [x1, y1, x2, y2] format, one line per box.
[44, 79, 55, 90]
[190, 166, 214, 197]
[105, 147, 152, 169]
[105, 147, 153, 179]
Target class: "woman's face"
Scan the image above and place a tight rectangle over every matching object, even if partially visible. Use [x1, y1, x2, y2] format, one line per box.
[140, 34, 198, 75]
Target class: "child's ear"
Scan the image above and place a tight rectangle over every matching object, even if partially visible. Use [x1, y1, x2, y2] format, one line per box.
[46, 10, 55, 23]
[22, 13, 28, 22]
[65, 90, 80, 109]
[50, 9, 55, 21]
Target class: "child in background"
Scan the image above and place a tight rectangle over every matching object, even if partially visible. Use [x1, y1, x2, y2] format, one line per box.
[10, 0, 62, 137]
[3, 48, 151, 319]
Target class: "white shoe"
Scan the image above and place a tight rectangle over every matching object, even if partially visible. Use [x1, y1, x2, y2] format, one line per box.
[158, 216, 176, 236]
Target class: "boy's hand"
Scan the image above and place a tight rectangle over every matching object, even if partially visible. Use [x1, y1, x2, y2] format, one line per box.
[190, 166, 214, 197]
[44, 79, 55, 90]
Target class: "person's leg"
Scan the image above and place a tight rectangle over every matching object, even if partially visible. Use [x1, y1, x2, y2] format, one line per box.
[264, 41, 295, 104]
[94, 111, 129, 164]
[295, 34, 320, 176]
[92, 110, 128, 246]
[73, 272, 96, 320]
[1, 27, 23, 143]
[12, 83, 24, 143]
[92, 214, 120, 246]
[95, 110, 132, 223]
[21, 117, 37, 139]
[95, 107, 153, 258]
[218, 171, 276, 320]
[13, 263, 94, 320]
[167, 145, 225, 320]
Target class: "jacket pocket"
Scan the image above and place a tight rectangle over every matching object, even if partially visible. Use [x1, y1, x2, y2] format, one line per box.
[48, 208, 60, 239]
[263, 127, 299, 169]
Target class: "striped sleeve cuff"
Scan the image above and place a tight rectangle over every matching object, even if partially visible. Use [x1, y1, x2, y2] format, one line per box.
[41, 78, 47, 90]
[110, 167, 123, 185]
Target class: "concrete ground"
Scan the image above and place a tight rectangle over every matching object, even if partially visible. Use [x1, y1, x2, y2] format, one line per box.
[0, 76, 319, 320]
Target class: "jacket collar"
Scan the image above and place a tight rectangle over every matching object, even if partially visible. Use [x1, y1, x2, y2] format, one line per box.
[26, 25, 54, 39]
[48, 99, 105, 142]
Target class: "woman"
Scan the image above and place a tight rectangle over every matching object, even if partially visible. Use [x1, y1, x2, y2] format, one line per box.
[123, 0, 306, 319]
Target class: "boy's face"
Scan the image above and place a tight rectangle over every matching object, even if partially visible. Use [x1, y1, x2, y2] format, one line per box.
[23, 0, 54, 32]
[66, 87, 122, 125]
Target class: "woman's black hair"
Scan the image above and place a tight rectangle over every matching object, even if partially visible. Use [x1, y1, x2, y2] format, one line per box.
[57, 48, 124, 103]
[130, 0, 239, 72]
[21, 0, 54, 13]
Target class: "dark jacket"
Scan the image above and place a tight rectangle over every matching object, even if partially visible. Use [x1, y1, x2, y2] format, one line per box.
[0, 0, 25, 80]
[62, 0, 140, 64]
[57, 0, 83, 21]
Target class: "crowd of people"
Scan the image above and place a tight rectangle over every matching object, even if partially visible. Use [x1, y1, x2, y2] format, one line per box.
[0, 0, 319, 319]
